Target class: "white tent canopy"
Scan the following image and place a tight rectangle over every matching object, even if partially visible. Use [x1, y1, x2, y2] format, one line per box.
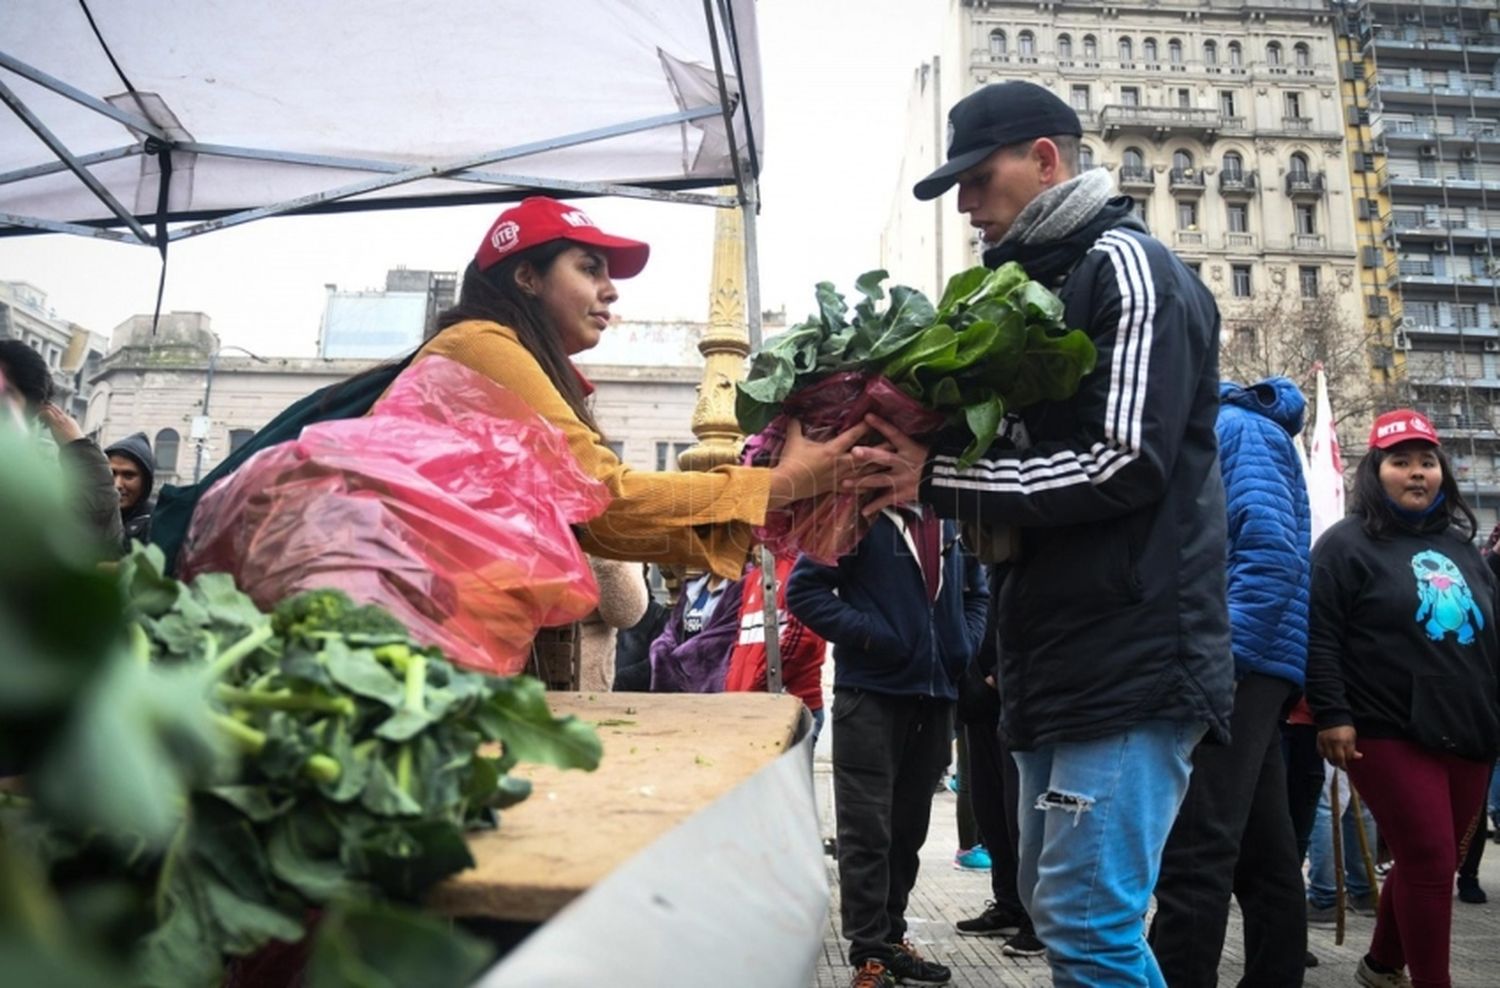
[0, 0, 763, 246]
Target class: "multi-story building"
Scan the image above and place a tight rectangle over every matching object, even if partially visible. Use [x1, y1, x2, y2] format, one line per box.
[0, 280, 107, 421]
[317, 267, 458, 360]
[1336, 0, 1500, 526]
[884, 0, 1370, 434]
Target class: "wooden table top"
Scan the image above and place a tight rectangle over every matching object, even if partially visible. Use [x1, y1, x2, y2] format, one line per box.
[427, 691, 804, 922]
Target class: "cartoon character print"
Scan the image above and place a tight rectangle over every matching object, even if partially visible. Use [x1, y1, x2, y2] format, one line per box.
[1411, 550, 1485, 645]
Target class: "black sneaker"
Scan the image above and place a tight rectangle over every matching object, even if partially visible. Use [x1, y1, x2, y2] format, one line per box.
[955, 900, 1022, 937]
[1458, 877, 1487, 904]
[1001, 930, 1046, 957]
[849, 960, 895, 988]
[886, 940, 951, 985]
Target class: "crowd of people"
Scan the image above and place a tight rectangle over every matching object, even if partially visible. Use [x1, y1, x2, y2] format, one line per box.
[4, 75, 1499, 988]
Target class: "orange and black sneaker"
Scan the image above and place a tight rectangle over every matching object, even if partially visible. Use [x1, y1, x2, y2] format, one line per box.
[886, 940, 951, 985]
[849, 959, 895, 988]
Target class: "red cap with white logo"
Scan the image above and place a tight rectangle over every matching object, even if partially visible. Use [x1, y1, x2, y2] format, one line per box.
[1368, 408, 1441, 450]
[474, 196, 650, 278]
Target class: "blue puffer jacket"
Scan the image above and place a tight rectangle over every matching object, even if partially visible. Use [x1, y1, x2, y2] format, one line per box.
[1218, 377, 1311, 686]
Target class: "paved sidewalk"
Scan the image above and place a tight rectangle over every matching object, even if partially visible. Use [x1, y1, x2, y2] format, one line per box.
[808, 746, 1500, 987]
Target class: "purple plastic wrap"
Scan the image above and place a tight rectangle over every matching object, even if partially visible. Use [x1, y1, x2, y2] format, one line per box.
[180, 356, 611, 674]
[750, 372, 947, 564]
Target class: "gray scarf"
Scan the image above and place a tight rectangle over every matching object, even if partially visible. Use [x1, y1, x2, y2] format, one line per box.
[998, 167, 1116, 247]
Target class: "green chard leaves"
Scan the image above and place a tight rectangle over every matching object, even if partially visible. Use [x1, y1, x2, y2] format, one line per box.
[737, 262, 1098, 466]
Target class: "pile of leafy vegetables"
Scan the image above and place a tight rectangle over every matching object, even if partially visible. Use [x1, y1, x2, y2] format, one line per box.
[737, 262, 1098, 466]
[2, 421, 602, 988]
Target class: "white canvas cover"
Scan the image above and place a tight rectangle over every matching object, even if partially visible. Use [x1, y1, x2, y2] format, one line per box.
[0, 0, 762, 244]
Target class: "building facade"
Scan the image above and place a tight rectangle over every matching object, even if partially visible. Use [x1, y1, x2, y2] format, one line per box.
[0, 280, 107, 420]
[884, 0, 1372, 438]
[1336, 0, 1500, 526]
[85, 311, 707, 489]
[317, 267, 458, 360]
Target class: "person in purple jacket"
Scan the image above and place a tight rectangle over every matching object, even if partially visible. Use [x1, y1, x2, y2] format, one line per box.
[647, 570, 744, 693]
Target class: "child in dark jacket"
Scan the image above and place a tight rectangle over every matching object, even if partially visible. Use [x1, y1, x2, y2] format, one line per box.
[1307, 409, 1500, 988]
[788, 508, 988, 987]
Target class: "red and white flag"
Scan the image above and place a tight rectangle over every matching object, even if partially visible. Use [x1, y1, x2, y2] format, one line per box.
[1304, 364, 1345, 544]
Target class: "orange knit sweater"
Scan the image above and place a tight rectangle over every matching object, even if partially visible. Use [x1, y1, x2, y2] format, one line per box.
[417, 319, 769, 578]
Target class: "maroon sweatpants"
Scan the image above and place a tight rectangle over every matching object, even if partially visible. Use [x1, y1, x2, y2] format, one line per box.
[1348, 738, 1490, 988]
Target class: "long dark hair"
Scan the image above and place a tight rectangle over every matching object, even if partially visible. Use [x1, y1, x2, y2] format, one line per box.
[322, 240, 601, 435]
[1349, 442, 1477, 541]
[435, 244, 599, 434]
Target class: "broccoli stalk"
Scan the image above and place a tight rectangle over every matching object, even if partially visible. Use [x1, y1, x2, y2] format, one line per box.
[211, 712, 341, 784]
[394, 650, 427, 797]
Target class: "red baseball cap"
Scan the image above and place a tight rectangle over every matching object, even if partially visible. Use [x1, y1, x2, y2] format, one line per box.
[474, 196, 650, 278]
[1368, 408, 1440, 450]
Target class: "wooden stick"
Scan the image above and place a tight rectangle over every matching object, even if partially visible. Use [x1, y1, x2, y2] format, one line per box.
[1349, 785, 1380, 914]
[1330, 769, 1346, 946]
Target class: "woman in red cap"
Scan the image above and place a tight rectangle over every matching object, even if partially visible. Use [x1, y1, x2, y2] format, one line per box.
[1306, 408, 1500, 988]
[406, 196, 862, 579]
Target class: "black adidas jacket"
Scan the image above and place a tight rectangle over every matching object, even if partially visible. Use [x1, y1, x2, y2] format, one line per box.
[919, 199, 1234, 750]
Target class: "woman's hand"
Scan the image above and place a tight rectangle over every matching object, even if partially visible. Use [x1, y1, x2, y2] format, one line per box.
[1317, 726, 1361, 770]
[767, 418, 869, 508]
[844, 413, 929, 517]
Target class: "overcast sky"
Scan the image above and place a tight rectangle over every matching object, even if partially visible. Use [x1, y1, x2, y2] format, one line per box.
[0, 1, 947, 357]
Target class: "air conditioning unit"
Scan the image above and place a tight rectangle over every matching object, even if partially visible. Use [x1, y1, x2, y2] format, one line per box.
[1403, 12, 1420, 23]
[1485, 340, 1500, 353]
[1434, 240, 1450, 251]
[1394, 329, 1413, 350]
[1478, 243, 1494, 255]
[1419, 145, 1438, 158]
[1460, 148, 1478, 160]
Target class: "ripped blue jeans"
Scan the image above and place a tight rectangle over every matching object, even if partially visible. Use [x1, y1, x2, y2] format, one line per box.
[1013, 720, 1206, 988]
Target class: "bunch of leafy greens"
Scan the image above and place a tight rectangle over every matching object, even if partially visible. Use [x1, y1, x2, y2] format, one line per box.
[737, 262, 1097, 466]
[1, 421, 602, 988]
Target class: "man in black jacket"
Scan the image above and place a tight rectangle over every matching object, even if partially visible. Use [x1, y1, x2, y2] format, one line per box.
[788, 510, 988, 988]
[105, 432, 156, 549]
[853, 81, 1233, 987]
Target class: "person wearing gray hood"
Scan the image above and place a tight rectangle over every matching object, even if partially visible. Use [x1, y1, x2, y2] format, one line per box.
[104, 432, 156, 549]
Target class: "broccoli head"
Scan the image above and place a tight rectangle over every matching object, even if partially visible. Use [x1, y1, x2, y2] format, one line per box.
[272, 588, 409, 641]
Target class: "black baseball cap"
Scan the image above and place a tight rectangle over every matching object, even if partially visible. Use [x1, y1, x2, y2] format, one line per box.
[913, 81, 1083, 201]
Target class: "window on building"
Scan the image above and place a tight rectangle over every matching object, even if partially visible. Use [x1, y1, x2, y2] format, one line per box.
[655, 441, 695, 471]
[1123, 146, 1146, 173]
[1119, 37, 1134, 64]
[1232, 265, 1253, 297]
[1458, 158, 1478, 181]
[1143, 38, 1158, 64]
[1188, 262, 1203, 278]
[1228, 42, 1243, 67]
[1222, 150, 1244, 179]
[228, 428, 255, 455]
[1176, 88, 1192, 108]
[1018, 30, 1036, 61]
[1120, 86, 1140, 107]
[1300, 266, 1320, 298]
[1267, 41, 1283, 66]
[1079, 144, 1095, 169]
[1219, 90, 1237, 117]
[989, 30, 1007, 58]
[1204, 40, 1219, 66]
[1177, 200, 1198, 230]
[154, 428, 180, 475]
[606, 440, 626, 460]
[1294, 43, 1311, 68]
[1058, 33, 1073, 62]
[1295, 203, 1317, 235]
[1227, 202, 1249, 232]
[1289, 152, 1310, 180]
[1232, 324, 1257, 357]
[1132, 198, 1148, 224]
[1083, 35, 1098, 63]
[1285, 92, 1303, 119]
[1169, 38, 1184, 65]
[1173, 149, 1194, 173]
[1071, 84, 1091, 112]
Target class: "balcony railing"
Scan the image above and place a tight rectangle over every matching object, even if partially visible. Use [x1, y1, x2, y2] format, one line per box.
[1282, 116, 1314, 132]
[1170, 168, 1207, 192]
[1174, 230, 1206, 248]
[1285, 172, 1327, 196]
[1118, 166, 1155, 189]
[1219, 171, 1259, 195]
[1224, 232, 1257, 250]
[1099, 105, 1224, 139]
[1293, 233, 1326, 250]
